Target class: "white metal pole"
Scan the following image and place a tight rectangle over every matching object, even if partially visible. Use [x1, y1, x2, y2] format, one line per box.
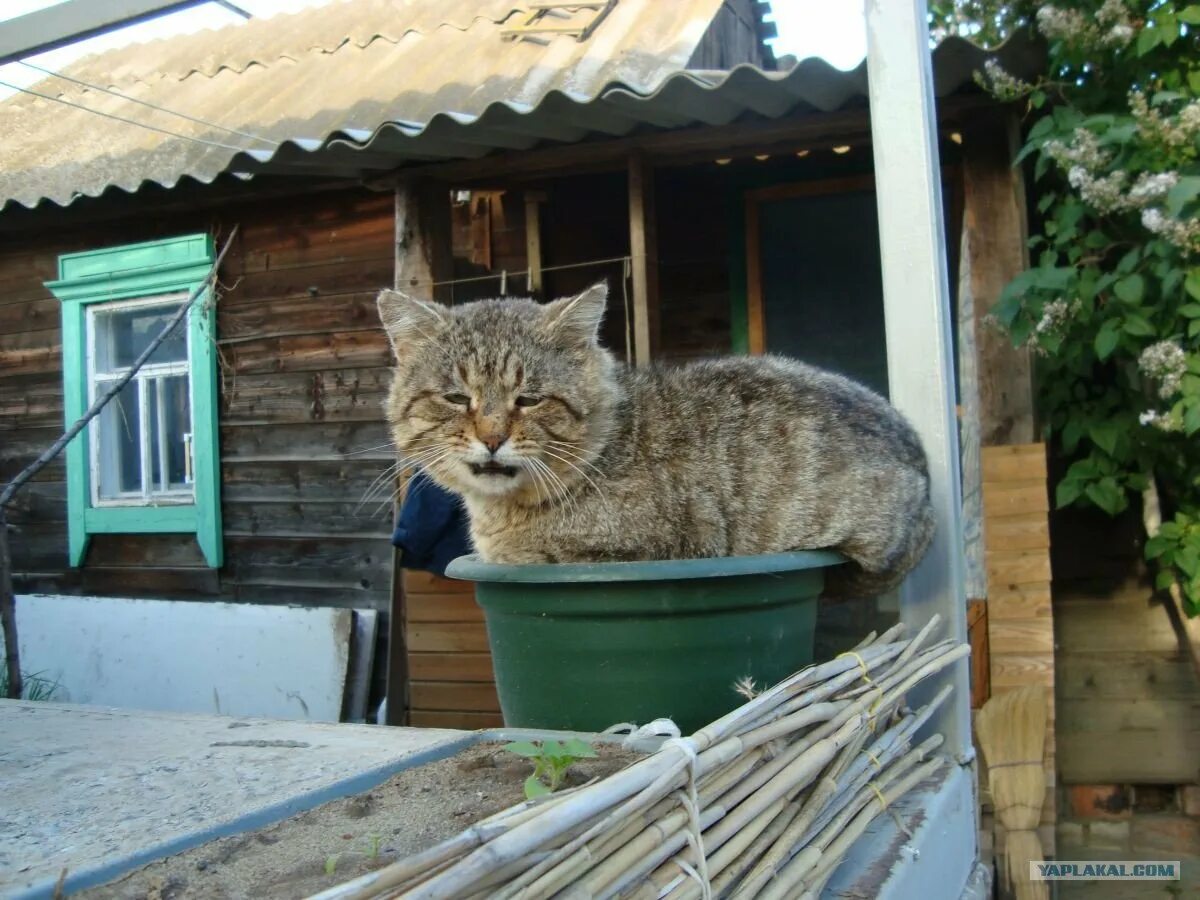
[863, 0, 973, 765]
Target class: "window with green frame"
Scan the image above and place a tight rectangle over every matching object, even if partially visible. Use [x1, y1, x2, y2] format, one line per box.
[45, 233, 222, 568]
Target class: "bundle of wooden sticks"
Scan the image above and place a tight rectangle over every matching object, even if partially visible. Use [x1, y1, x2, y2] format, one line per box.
[315, 616, 968, 900]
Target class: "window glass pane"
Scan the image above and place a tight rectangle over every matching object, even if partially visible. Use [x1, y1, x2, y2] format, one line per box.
[149, 375, 191, 493]
[96, 379, 142, 499]
[94, 302, 186, 371]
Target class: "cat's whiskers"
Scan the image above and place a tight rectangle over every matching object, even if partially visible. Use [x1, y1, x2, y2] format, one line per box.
[340, 441, 397, 458]
[356, 443, 455, 511]
[530, 456, 578, 514]
[373, 447, 455, 516]
[356, 459, 405, 511]
[520, 457, 548, 508]
[541, 447, 605, 499]
[544, 440, 606, 478]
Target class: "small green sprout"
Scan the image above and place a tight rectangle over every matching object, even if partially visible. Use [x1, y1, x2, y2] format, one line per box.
[503, 738, 597, 799]
[367, 834, 382, 859]
[324, 854, 339, 876]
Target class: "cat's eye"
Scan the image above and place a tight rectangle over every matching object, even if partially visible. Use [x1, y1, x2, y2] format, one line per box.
[514, 395, 543, 408]
[443, 392, 471, 406]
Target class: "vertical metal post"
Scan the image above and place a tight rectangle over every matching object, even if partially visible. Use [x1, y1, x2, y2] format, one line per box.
[863, 0, 973, 764]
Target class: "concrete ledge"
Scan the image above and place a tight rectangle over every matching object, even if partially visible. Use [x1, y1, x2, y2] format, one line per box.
[1, 701, 471, 899]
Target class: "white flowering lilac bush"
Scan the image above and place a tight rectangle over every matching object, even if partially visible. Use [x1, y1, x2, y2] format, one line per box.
[983, 1, 1200, 613]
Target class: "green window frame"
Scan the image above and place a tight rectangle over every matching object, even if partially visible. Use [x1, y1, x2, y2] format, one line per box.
[45, 233, 222, 568]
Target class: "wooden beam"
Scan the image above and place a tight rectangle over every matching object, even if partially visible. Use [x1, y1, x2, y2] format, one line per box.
[962, 113, 1035, 446]
[524, 190, 546, 294]
[627, 153, 660, 366]
[394, 181, 433, 295]
[393, 180, 453, 302]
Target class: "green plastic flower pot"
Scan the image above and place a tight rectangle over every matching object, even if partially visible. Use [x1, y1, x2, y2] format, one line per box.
[443, 550, 845, 734]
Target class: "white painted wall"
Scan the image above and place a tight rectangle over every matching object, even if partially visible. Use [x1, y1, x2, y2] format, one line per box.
[8, 594, 354, 721]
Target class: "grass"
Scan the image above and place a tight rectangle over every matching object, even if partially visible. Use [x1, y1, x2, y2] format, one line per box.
[0, 668, 62, 701]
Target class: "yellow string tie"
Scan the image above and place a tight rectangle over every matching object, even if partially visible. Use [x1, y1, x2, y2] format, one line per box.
[836, 652, 882, 731]
[869, 781, 888, 811]
[837, 651, 875, 686]
[865, 750, 882, 769]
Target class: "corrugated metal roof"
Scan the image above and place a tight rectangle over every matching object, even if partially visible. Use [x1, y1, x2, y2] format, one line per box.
[0, 0, 1042, 212]
[0, 0, 730, 209]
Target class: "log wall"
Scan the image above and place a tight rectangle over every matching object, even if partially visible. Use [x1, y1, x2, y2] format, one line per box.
[1, 189, 397, 628]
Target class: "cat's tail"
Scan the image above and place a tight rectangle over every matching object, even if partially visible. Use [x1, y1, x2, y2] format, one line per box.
[822, 501, 936, 601]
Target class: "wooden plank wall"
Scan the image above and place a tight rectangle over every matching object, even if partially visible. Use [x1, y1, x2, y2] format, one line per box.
[1055, 578, 1200, 783]
[1, 189, 398, 630]
[981, 442, 1056, 854]
[403, 569, 502, 728]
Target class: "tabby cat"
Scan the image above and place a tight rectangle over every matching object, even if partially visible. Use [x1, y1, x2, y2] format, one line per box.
[378, 283, 934, 598]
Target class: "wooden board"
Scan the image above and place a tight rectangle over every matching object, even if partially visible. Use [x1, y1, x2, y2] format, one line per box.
[405, 592, 485, 623]
[968, 599, 990, 709]
[1055, 578, 1200, 783]
[409, 681, 501, 713]
[406, 623, 491, 655]
[980, 442, 1055, 855]
[409, 652, 495, 683]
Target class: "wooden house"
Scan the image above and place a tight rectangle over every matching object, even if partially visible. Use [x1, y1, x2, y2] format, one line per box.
[0, 0, 1053, 760]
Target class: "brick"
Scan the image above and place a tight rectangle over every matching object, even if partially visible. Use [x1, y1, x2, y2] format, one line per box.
[1182, 785, 1200, 817]
[1131, 815, 1200, 857]
[1085, 820, 1131, 850]
[1069, 784, 1131, 819]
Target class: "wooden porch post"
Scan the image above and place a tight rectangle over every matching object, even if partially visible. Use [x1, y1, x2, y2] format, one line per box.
[627, 152, 660, 366]
[962, 114, 1035, 447]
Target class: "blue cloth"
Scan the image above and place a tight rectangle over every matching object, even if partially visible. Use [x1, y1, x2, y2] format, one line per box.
[392, 472, 472, 576]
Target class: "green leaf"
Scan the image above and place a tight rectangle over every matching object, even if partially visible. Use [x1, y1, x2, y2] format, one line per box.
[1088, 422, 1121, 456]
[1095, 322, 1121, 360]
[1189, 320, 1200, 338]
[1156, 569, 1177, 590]
[1062, 418, 1084, 453]
[1085, 478, 1126, 516]
[1123, 313, 1155, 336]
[1114, 275, 1144, 305]
[524, 775, 551, 799]
[1185, 404, 1200, 436]
[504, 741, 542, 758]
[561, 738, 597, 758]
[1137, 26, 1161, 56]
[1186, 271, 1200, 302]
[1179, 6, 1200, 24]
[540, 739, 564, 759]
[1167, 177, 1200, 217]
[1056, 479, 1083, 508]
[1146, 535, 1172, 559]
[1116, 248, 1141, 275]
[1160, 15, 1180, 47]
[1190, 71, 1200, 94]
[1182, 303, 1200, 319]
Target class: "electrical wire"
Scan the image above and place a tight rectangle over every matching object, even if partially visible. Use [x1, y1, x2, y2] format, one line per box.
[18, 61, 279, 146]
[0, 78, 254, 153]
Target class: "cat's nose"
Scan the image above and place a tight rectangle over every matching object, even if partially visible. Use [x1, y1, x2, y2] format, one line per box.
[481, 435, 506, 454]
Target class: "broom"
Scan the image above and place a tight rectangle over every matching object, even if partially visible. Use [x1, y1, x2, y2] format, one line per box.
[975, 685, 1049, 900]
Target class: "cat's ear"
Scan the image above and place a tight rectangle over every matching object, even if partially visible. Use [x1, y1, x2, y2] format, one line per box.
[377, 289, 445, 355]
[542, 282, 607, 346]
